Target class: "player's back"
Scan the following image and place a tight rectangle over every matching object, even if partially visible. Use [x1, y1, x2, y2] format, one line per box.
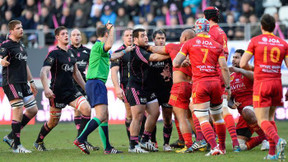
[209, 25, 228, 57]
[246, 33, 288, 81]
[183, 34, 224, 82]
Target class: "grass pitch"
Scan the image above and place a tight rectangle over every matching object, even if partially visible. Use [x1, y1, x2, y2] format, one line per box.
[0, 121, 287, 162]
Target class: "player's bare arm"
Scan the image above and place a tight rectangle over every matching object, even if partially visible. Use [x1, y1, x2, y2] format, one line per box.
[104, 22, 114, 52]
[72, 64, 86, 91]
[110, 45, 135, 61]
[149, 53, 170, 61]
[173, 52, 186, 68]
[240, 52, 254, 71]
[229, 66, 254, 81]
[219, 57, 231, 98]
[111, 66, 123, 100]
[40, 66, 54, 99]
[147, 45, 167, 54]
[26, 65, 38, 95]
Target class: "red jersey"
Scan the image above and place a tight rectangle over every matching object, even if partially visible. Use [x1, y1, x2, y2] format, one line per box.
[165, 43, 192, 77]
[180, 34, 224, 82]
[209, 24, 228, 57]
[246, 33, 288, 81]
[230, 72, 253, 107]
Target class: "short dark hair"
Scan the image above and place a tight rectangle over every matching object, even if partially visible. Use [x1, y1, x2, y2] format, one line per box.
[152, 29, 166, 39]
[122, 28, 133, 36]
[8, 20, 21, 30]
[55, 26, 67, 36]
[96, 25, 108, 37]
[204, 6, 220, 23]
[133, 28, 145, 38]
[260, 14, 275, 32]
[235, 49, 245, 56]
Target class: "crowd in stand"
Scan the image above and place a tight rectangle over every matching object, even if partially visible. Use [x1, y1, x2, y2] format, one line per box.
[0, 0, 288, 45]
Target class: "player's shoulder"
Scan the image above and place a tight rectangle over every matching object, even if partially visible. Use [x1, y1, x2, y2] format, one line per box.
[47, 47, 60, 57]
[0, 39, 12, 47]
[82, 45, 91, 52]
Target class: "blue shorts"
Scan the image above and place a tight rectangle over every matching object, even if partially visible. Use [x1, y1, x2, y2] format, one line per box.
[85, 79, 108, 107]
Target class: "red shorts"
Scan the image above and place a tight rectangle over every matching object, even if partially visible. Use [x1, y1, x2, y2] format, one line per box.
[169, 82, 192, 109]
[253, 79, 283, 108]
[237, 99, 253, 114]
[236, 115, 249, 130]
[192, 79, 222, 105]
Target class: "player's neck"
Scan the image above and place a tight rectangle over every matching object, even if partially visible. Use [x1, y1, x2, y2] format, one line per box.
[58, 43, 68, 51]
[97, 37, 105, 42]
[73, 43, 81, 48]
[209, 21, 218, 27]
[9, 35, 21, 42]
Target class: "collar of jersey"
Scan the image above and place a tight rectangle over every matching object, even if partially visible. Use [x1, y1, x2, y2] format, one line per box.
[96, 40, 101, 42]
[197, 34, 210, 38]
[263, 32, 275, 36]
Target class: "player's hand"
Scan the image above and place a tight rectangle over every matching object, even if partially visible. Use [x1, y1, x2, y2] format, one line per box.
[44, 88, 55, 99]
[224, 89, 231, 101]
[106, 21, 113, 30]
[125, 45, 135, 53]
[30, 82, 38, 96]
[0, 56, 10, 67]
[181, 59, 190, 67]
[231, 102, 241, 109]
[285, 90, 288, 101]
[229, 66, 239, 73]
[115, 87, 124, 100]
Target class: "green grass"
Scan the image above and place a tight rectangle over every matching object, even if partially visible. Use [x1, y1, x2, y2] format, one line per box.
[0, 121, 287, 162]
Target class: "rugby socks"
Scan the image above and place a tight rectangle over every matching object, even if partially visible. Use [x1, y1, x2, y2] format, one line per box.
[74, 116, 81, 134]
[224, 114, 239, 147]
[78, 115, 91, 136]
[141, 131, 152, 143]
[8, 114, 31, 139]
[163, 123, 172, 145]
[200, 122, 217, 149]
[36, 122, 52, 143]
[268, 136, 276, 155]
[78, 117, 101, 142]
[125, 118, 132, 140]
[182, 133, 193, 148]
[192, 113, 204, 141]
[130, 136, 139, 149]
[151, 125, 157, 143]
[248, 123, 266, 140]
[174, 119, 184, 141]
[99, 122, 112, 151]
[246, 136, 264, 150]
[11, 120, 21, 148]
[260, 120, 279, 144]
[214, 122, 226, 151]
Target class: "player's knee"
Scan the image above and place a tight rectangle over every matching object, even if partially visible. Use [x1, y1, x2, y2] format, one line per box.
[242, 106, 257, 124]
[11, 100, 24, 109]
[238, 138, 247, 150]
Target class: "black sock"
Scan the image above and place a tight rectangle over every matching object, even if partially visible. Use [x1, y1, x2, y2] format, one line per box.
[99, 122, 112, 151]
[78, 115, 90, 137]
[130, 136, 138, 149]
[125, 118, 131, 140]
[35, 122, 52, 143]
[163, 123, 172, 145]
[139, 115, 147, 138]
[12, 120, 21, 148]
[151, 125, 157, 143]
[141, 131, 151, 143]
[8, 114, 31, 139]
[74, 116, 81, 136]
[78, 117, 101, 142]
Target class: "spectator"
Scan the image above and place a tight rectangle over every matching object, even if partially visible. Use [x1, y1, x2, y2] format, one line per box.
[115, 7, 129, 27]
[0, 0, 7, 19]
[0, 10, 13, 26]
[0, 23, 8, 42]
[52, 0, 63, 23]
[182, 0, 201, 15]
[140, 0, 155, 17]
[19, 9, 37, 29]
[223, 13, 236, 40]
[182, 6, 194, 24]
[7, 0, 23, 18]
[64, 0, 74, 10]
[72, 0, 91, 18]
[156, 19, 165, 28]
[185, 16, 194, 26]
[234, 15, 247, 40]
[146, 13, 156, 26]
[166, 17, 181, 41]
[42, 0, 53, 11]
[240, 1, 253, 19]
[90, 8, 102, 26]
[74, 9, 88, 28]
[25, 0, 37, 13]
[90, 0, 104, 18]
[100, 4, 117, 25]
[124, 0, 140, 23]
[127, 20, 135, 28]
[103, 0, 119, 13]
[39, 7, 53, 28]
[249, 14, 261, 37]
[96, 20, 103, 27]
[59, 7, 74, 28]
[155, 5, 168, 23]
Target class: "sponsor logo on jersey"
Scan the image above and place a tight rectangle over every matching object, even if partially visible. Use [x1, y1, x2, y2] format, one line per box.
[15, 53, 27, 61]
[77, 60, 88, 67]
[61, 64, 74, 72]
[83, 50, 88, 53]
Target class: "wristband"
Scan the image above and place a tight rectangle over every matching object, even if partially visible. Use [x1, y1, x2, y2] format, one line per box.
[29, 80, 35, 84]
[122, 50, 126, 54]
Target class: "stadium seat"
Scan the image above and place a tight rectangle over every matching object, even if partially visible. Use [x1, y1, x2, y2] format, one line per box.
[264, 7, 278, 16]
[263, 0, 282, 8]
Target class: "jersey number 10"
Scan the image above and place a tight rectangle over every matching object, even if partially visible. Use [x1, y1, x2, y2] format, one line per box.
[263, 46, 281, 63]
